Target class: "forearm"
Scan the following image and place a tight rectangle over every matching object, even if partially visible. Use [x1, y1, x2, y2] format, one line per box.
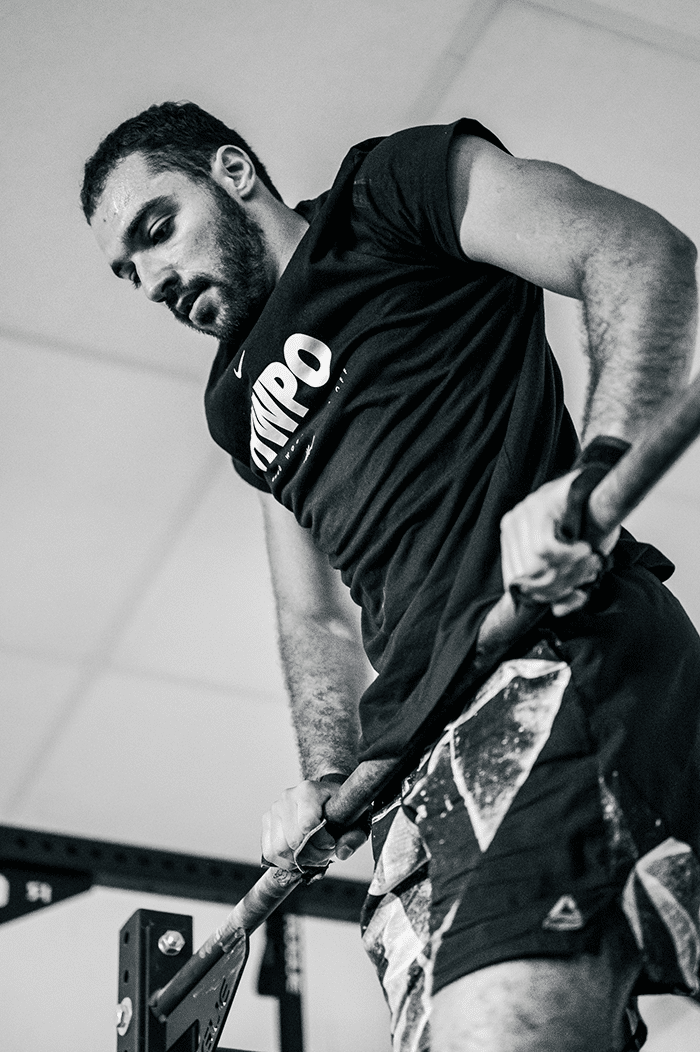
[262, 617, 370, 869]
[259, 493, 372, 782]
[275, 607, 367, 781]
[502, 228, 697, 615]
[580, 220, 698, 444]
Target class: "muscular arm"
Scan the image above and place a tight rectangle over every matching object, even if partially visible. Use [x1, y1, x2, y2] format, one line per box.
[448, 134, 698, 444]
[260, 491, 373, 779]
[448, 135, 698, 611]
[260, 492, 375, 867]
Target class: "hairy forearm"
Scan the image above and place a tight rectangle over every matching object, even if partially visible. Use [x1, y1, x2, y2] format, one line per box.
[580, 221, 698, 445]
[275, 610, 367, 781]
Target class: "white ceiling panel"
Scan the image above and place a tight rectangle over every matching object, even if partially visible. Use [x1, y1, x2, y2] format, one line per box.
[0, 651, 83, 810]
[10, 665, 375, 879]
[529, 0, 700, 63]
[113, 467, 286, 698]
[10, 669, 300, 860]
[0, 334, 216, 659]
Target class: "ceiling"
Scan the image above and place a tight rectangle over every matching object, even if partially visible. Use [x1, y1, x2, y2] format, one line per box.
[2, 2, 700, 1049]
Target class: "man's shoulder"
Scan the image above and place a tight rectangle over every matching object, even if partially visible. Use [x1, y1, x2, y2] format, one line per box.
[292, 121, 507, 228]
[291, 136, 386, 224]
[352, 119, 509, 176]
[293, 189, 331, 226]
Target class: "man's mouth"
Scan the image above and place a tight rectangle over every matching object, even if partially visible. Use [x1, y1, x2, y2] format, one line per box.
[175, 288, 203, 321]
[167, 279, 237, 337]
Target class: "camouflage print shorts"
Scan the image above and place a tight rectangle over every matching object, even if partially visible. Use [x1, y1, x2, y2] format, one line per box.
[360, 641, 700, 1052]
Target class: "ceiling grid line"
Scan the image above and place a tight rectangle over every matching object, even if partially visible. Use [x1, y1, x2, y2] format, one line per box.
[97, 659, 286, 707]
[0, 640, 285, 706]
[407, 0, 700, 131]
[403, 0, 506, 125]
[522, 0, 700, 64]
[0, 325, 206, 386]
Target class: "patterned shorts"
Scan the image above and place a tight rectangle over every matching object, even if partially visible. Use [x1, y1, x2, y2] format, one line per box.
[360, 639, 700, 1052]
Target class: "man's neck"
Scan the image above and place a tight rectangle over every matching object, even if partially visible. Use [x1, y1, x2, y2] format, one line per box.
[257, 195, 309, 282]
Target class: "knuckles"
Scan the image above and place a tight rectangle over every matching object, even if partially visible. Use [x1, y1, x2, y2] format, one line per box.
[262, 779, 335, 868]
[500, 474, 606, 610]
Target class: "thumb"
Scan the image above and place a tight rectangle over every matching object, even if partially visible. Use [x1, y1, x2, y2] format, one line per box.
[335, 826, 369, 861]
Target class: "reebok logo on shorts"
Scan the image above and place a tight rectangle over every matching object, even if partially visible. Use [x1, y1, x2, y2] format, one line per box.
[543, 895, 584, 931]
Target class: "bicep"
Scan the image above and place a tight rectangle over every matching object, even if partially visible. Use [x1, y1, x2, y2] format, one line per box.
[259, 492, 363, 646]
[448, 134, 680, 298]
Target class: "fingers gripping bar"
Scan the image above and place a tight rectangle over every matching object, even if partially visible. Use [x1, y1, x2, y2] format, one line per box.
[149, 763, 394, 1020]
[476, 371, 700, 666]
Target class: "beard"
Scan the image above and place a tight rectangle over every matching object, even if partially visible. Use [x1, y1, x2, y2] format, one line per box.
[166, 181, 273, 342]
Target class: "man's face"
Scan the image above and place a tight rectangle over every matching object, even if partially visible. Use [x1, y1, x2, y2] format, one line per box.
[91, 152, 273, 341]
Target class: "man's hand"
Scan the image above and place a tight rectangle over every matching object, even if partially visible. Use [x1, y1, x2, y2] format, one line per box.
[500, 471, 620, 618]
[261, 779, 368, 871]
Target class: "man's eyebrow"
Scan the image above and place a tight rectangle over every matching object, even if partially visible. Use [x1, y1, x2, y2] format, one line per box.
[110, 196, 174, 276]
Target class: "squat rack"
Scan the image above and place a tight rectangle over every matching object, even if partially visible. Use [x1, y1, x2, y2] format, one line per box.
[0, 823, 368, 1052]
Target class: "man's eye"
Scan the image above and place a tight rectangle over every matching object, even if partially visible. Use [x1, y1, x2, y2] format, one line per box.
[150, 218, 172, 245]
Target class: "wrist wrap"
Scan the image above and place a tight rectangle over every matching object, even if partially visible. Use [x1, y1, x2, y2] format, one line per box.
[319, 772, 349, 786]
[319, 772, 372, 837]
[558, 435, 630, 546]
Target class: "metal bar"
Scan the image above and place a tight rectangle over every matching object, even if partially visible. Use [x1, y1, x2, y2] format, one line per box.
[151, 870, 304, 1021]
[0, 860, 92, 924]
[0, 825, 367, 924]
[588, 369, 700, 537]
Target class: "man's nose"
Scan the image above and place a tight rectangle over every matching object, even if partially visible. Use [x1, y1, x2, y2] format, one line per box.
[137, 257, 177, 302]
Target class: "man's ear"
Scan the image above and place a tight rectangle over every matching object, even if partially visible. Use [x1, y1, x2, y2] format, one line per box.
[210, 145, 257, 199]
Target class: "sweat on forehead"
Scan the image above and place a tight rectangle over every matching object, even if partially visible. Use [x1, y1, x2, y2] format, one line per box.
[92, 153, 195, 225]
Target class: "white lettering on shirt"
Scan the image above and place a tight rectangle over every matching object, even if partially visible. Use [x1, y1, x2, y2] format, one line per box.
[284, 333, 332, 387]
[250, 334, 333, 471]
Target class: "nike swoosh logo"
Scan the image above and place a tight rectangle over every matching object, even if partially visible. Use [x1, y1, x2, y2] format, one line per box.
[234, 348, 246, 378]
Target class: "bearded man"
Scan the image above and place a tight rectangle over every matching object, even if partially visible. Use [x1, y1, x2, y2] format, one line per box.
[83, 100, 700, 1052]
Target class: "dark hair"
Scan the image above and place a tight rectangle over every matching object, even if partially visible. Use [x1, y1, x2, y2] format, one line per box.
[81, 100, 281, 220]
